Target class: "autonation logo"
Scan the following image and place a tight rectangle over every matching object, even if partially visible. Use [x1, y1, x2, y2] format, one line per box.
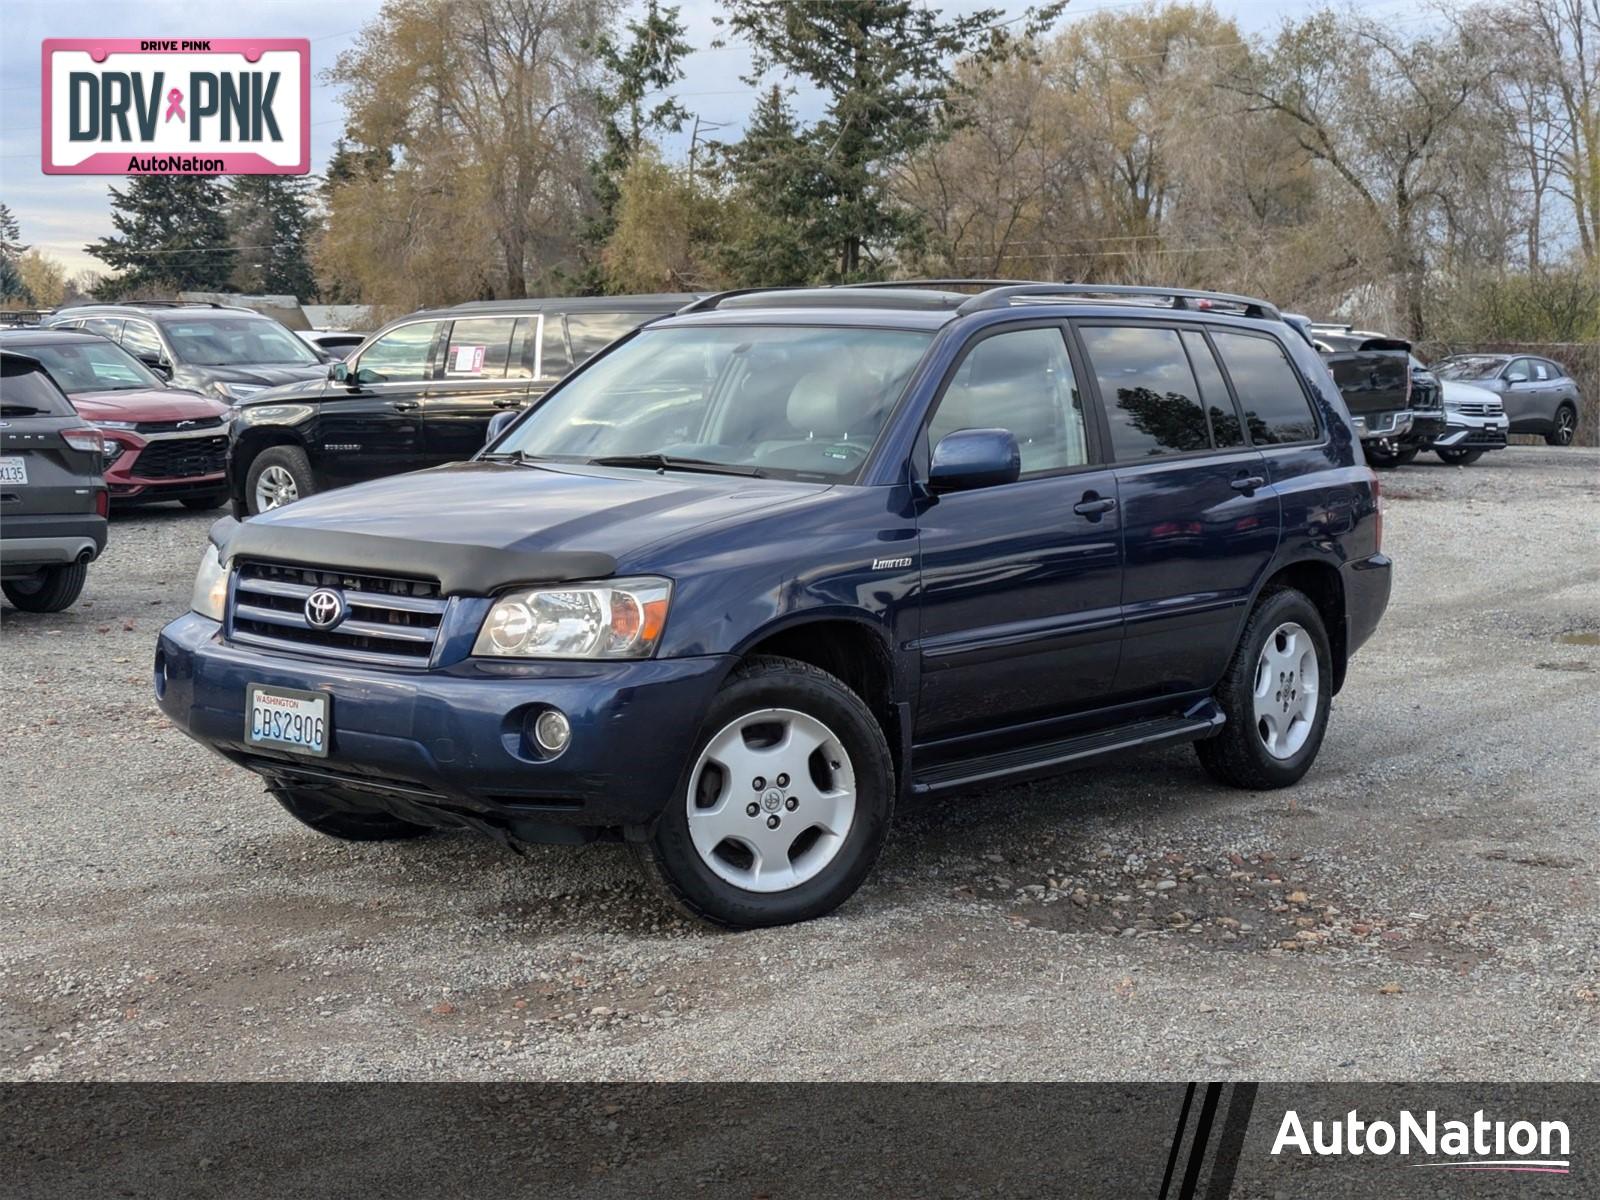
[1273, 1108, 1571, 1175]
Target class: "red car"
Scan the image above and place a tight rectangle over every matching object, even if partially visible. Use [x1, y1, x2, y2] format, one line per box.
[0, 328, 231, 509]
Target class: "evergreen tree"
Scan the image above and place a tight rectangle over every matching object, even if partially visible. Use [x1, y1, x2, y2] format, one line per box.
[227, 175, 317, 299]
[716, 0, 1063, 279]
[86, 175, 235, 296]
[715, 86, 819, 287]
[0, 203, 28, 303]
[584, 1, 693, 290]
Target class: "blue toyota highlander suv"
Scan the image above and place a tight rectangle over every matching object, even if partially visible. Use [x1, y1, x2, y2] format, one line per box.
[155, 283, 1391, 928]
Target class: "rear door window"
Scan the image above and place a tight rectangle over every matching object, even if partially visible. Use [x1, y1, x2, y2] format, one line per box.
[1079, 324, 1211, 458]
[357, 321, 443, 382]
[1181, 330, 1244, 449]
[1211, 331, 1319, 445]
[0, 357, 76, 415]
[566, 311, 650, 365]
[80, 317, 124, 341]
[443, 317, 517, 379]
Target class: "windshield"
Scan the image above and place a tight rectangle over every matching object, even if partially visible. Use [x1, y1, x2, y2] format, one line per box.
[164, 318, 320, 367]
[1434, 356, 1507, 381]
[493, 324, 932, 481]
[16, 339, 162, 393]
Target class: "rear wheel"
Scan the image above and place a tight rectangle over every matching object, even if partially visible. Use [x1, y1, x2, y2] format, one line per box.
[1436, 446, 1484, 465]
[633, 655, 894, 929]
[1363, 442, 1402, 468]
[2, 562, 89, 613]
[1391, 446, 1419, 465]
[1196, 588, 1332, 790]
[246, 445, 317, 515]
[271, 786, 433, 841]
[1546, 403, 1577, 446]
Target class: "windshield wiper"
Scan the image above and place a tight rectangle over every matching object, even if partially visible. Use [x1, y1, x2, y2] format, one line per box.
[479, 449, 545, 466]
[586, 453, 764, 477]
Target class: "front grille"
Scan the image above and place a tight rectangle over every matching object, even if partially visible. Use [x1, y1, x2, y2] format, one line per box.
[130, 435, 227, 479]
[135, 415, 225, 434]
[1450, 402, 1501, 417]
[229, 560, 448, 667]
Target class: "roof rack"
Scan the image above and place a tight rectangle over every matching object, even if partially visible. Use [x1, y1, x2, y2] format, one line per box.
[839, 278, 1051, 292]
[956, 283, 1280, 320]
[60, 299, 231, 310]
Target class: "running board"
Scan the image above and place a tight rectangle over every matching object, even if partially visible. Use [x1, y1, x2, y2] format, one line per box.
[910, 701, 1225, 795]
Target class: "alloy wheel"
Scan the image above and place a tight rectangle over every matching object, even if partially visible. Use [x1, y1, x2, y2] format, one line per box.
[685, 707, 856, 893]
[1252, 622, 1320, 760]
[254, 464, 299, 511]
[1555, 408, 1576, 445]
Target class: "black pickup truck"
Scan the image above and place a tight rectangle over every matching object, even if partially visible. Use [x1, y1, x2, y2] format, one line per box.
[1281, 317, 1444, 467]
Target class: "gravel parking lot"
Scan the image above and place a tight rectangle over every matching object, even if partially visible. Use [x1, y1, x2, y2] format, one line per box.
[3, 447, 1596, 1082]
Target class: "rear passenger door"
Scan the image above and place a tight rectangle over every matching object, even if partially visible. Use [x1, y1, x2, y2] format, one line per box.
[421, 316, 531, 463]
[1074, 322, 1282, 701]
[915, 323, 1124, 742]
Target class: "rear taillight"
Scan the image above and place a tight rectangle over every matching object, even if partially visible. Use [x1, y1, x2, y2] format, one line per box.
[1370, 469, 1383, 552]
[62, 427, 105, 455]
[95, 489, 109, 517]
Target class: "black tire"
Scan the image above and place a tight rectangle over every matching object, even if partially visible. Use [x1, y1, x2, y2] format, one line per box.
[245, 445, 317, 515]
[1391, 447, 1419, 465]
[1546, 403, 1577, 446]
[180, 493, 227, 511]
[1195, 588, 1333, 790]
[1436, 447, 1484, 466]
[1363, 443, 1401, 468]
[271, 785, 433, 841]
[2, 561, 89, 613]
[632, 654, 895, 929]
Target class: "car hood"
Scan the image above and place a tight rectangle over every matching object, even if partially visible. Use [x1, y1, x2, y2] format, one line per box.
[229, 460, 834, 591]
[70, 387, 231, 424]
[195, 364, 328, 387]
[232, 375, 330, 405]
[1441, 381, 1503, 408]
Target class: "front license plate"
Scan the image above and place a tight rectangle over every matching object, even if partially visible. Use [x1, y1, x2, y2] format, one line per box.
[246, 685, 329, 757]
[0, 457, 28, 485]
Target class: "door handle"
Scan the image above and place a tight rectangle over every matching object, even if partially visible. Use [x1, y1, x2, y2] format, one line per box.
[1230, 474, 1266, 493]
[1073, 493, 1117, 517]
[493, 398, 524, 409]
[391, 400, 421, 412]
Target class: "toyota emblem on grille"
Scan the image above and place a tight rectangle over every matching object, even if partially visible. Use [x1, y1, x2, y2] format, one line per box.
[304, 588, 346, 629]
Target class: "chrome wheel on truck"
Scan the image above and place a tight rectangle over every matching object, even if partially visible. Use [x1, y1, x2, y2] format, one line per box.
[254, 464, 299, 511]
[686, 708, 857, 893]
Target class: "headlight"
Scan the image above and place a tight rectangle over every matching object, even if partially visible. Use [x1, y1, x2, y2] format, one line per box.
[473, 577, 671, 659]
[213, 382, 266, 400]
[102, 438, 129, 467]
[190, 543, 229, 621]
[96, 420, 138, 430]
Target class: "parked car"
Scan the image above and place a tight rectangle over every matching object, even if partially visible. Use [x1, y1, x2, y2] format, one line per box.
[0, 328, 233, 509]
[296, 330, 368, 359]
[1284, 319, 1444, 466]
[156, 282, 1390, 928]
[1429, 379, 1510, 465]
[226, 294, 701, 516]
[0, 351, 108, 612]
[1432, 353, 1582, 445]
[43, 301, 328, 405]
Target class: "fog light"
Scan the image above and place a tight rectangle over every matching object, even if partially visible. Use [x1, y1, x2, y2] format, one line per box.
[532, 709, 571, 756]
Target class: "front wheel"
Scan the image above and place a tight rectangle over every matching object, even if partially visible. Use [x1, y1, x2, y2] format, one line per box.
[271, 786, 433, 841]
[245, 445, 317, 515]
[633, 655, 894, 929]
[1363, 442, 1401, 468]
[1546, 403, 1577, 446]
[1436, 446, 1484, 466]
[2, 561, 89, 612]
[1196, 588, 1332, 790]
[1391, 446, 1419, 465]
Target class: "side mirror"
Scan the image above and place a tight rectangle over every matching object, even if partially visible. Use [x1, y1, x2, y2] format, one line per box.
[928, 428, 1021, 494]
[139, 354, 171, 379]
[485, 409, 520, 446]
[1506, 371, 1528, 384]
[328, 362, 348, 382]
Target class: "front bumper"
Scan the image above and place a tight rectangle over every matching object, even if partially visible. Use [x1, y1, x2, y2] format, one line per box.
[1432, 414, 1509, 449]
[104, 425, 230, 502]
[155, 613, 732, 837]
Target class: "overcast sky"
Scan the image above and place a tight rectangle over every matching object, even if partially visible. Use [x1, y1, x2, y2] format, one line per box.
[1, 0, 1418, 280]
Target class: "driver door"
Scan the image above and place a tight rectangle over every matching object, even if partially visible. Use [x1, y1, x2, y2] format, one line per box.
[317, 320, 442, 486]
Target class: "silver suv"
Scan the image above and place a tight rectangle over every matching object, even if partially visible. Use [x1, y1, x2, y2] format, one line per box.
[1432, 354, 1583, 446]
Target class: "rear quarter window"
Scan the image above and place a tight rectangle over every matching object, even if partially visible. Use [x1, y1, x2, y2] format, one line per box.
[566, 311, 651, 365]
[1211, 331, 1320, 445]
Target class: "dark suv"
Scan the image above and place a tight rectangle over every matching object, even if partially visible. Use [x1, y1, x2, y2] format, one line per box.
[155, 283, 1390, 928]
[225, 294, 698, 516]
[1, 351, 108, 612]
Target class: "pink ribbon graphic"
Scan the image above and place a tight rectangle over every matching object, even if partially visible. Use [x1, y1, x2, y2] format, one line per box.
[164, 88, 185, 123]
